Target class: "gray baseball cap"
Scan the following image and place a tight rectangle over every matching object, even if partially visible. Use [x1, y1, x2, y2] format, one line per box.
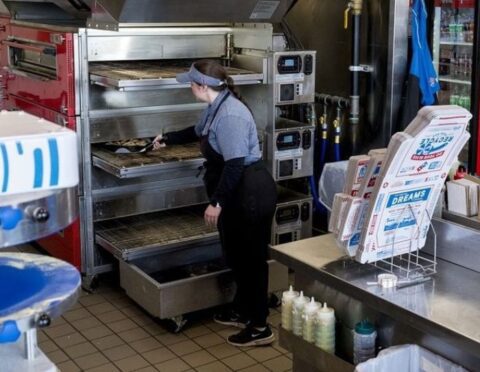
[176, 63, 226, 86]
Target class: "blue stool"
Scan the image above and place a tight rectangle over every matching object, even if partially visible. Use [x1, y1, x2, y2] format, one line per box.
[0, 253, 80, 371]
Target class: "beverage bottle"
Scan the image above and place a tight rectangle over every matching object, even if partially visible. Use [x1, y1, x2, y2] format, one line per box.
[449, 22, 457, 42]
[353, 320, 377, 365]
[449, 86, 459, 105]
[281, 286, 299, 331]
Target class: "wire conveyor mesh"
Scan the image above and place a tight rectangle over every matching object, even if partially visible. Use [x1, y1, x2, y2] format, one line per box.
[96, 207, 217, 251]
[90, 61, 257, 81]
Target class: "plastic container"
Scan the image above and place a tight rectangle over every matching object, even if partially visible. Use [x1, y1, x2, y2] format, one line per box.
[281, 285, 299, 331]
[315, 302, 335, 353]
[291, 291, 309, 336]
[354, 344, 467, 372]
[302, 298, 321, 343]
[353, 320, 377, 365]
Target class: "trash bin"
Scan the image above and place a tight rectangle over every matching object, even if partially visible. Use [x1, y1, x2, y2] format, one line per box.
[354, 344, 468, 372]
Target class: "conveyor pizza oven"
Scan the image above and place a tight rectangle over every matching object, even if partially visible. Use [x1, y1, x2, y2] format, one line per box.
[0, 0, 294, 322]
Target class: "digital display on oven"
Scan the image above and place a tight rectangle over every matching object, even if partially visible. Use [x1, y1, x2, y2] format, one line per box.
[276, 206, 299, 225]
[282, 135, 294, 144]
[276, 131, 300, 151]
[283, 58, 295, 67]
[277, 55, 302, 74]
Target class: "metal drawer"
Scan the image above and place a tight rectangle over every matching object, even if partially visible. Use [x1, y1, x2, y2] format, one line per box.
[119, 256, 288, 320]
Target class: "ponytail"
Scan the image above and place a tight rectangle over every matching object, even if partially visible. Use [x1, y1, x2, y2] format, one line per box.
[225, 76, 251, 111]
[193, 59, 252, 112]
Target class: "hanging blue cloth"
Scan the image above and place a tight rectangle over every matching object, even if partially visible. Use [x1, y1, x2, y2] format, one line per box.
[410, 0, 440, 105]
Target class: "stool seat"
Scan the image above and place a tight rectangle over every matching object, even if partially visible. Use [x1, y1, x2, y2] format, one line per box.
[0, 253, 80, 328]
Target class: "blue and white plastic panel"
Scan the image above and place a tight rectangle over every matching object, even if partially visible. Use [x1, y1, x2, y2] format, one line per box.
[0, 111, 78, 197]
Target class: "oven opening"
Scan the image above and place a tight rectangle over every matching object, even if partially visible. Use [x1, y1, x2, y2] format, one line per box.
[8, 39, 58, 80]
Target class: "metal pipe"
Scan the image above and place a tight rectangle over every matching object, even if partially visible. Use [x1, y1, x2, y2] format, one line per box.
[350, 0, 362, 127]
[315, 93, 350, 108]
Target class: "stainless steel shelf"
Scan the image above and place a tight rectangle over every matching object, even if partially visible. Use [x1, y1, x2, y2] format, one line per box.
[442, 209, 480, 230]
[95, 206, 219, 260]
[440, 41, 473, 47]
[438, 76, 471, 85]
[90, 62, 264, 91]
[91, 144, 204, 178]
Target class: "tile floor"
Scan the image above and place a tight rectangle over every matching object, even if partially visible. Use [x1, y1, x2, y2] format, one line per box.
[4, 244, 293, 372]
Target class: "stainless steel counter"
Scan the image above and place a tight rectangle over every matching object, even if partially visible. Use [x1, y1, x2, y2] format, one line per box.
[270, 234, 480, 370]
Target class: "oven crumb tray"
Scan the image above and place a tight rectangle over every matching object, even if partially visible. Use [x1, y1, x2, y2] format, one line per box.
[90, 61, 264, 90]
[92, 143, 203, 178]
[95, 207, 218, 261]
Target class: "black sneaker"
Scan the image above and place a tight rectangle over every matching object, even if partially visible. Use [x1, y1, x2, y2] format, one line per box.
[227, 325, 275, 347]
[213, 309, 250, 329]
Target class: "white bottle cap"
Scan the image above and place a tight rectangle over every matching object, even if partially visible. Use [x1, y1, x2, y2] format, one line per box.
[317, 302, 335, 322]
[304, 297, 321, 315]
[293, 291, 310, 308]
[282, 285, 299, 301]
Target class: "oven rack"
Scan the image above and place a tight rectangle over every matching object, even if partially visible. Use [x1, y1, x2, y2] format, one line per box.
[91, 143, 203, 178]
[95, 206, 218, 260]
[90, 62, 264, 91]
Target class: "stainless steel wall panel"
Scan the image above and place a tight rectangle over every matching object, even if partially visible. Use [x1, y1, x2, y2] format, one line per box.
[87, 33, 226, 61]
[89, 109, 204, 143]
[286, 0, 409, 150]
[232, 23, 273, 51]
[89, 85, 202, 110]
[93, 184, 208, 221]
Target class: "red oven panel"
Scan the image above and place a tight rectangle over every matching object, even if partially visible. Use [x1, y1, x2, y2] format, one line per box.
[37, 219, 81, 270]
[0, 23, 76, 116]
[6, 94, 76, 130]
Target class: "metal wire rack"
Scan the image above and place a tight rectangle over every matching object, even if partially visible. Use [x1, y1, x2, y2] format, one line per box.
[371, 206, 437, 285]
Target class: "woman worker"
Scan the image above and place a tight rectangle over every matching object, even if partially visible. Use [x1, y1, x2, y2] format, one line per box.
[153, 60, 277, 347]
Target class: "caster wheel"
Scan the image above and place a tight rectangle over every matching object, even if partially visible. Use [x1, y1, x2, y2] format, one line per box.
[163, 315, 188, 333]
[82, 275, 99, 293]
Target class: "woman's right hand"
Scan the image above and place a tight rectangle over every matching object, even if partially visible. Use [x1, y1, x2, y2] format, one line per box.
[152, 134, 166, 150]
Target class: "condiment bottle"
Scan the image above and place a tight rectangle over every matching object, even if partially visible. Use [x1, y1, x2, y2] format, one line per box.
[315, 302, 335, 353]
[292, 291, 309, 336]
[281, 285, 299, 331]
[353, 320, 377, 364]
[302, 297, 321, 343]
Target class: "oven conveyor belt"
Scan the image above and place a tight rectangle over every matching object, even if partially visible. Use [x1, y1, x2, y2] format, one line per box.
[95, 206, 218, 260]
[89, 61, 264, 90]
[92, 143, 203, 178]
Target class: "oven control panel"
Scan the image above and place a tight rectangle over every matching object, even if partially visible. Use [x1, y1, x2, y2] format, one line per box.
[267, 118, 314, 180]
[272, 51, 316, 105]
[271, 186, 312, 245]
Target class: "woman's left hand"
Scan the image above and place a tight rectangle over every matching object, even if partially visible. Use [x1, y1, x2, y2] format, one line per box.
[204, 204, 222, 227]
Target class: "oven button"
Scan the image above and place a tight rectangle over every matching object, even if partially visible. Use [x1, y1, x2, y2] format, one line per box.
[301, 202, 310, 221]
[304, 54, 314, 75]
[302, 130, 312, 150]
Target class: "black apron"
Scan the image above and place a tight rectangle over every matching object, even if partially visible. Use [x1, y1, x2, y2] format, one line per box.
[199, 91, 231, 200]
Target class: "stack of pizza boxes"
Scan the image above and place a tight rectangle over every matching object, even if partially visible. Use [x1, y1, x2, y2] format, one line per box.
[329, 106, 471, 263]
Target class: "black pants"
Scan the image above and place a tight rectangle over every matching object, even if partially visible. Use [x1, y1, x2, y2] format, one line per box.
[218, 162, 277, 327]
